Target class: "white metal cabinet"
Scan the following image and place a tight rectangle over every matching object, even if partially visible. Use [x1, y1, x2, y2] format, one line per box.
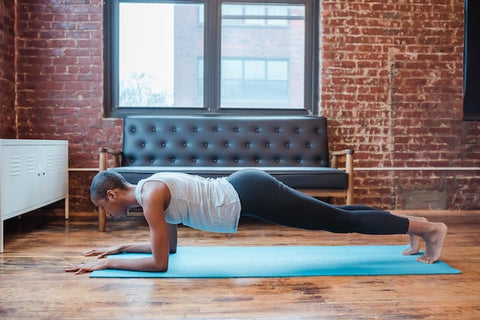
[0, 139, 69, 252]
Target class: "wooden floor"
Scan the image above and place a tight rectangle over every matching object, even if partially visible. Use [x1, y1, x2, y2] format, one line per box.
[1, 210, 479, 319]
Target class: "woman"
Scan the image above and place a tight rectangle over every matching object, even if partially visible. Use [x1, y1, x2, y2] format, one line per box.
[65, 169, 447, 274]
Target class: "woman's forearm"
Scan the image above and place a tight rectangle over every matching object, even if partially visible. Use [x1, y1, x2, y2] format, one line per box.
[120, 242, 152, 253]
[106, 256, 168, 272]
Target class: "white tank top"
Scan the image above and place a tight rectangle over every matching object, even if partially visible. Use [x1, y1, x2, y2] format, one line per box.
[135, 172, 241, 233]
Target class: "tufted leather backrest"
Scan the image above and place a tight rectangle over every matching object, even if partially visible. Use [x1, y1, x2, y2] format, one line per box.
[122, 116, 330, 168]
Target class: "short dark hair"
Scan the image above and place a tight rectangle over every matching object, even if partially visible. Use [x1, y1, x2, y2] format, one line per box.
[90, 171, 128, 202]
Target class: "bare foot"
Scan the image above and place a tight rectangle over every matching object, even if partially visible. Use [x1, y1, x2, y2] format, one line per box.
[402, 234, 421, 255]
[402, 217, 427, 256]
[417, 222, 448, 264]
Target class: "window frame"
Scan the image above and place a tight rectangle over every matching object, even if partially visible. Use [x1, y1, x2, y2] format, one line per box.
[104, 0, 319, 117]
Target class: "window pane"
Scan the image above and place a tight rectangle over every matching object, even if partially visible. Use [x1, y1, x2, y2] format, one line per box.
[244, 6, 266, 25]
[221, 2, 304, 108]
[244, 60, 265, 80]
[222, 5, 243, 25]
[222, 59, 242, 79]
[223, 4, 243, 15]
[267, 60, 288, 80]
[267, 6, 288, 25]
[119, 2, 203, 108]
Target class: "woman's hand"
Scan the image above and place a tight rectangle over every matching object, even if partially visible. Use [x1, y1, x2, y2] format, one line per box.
[64, 259, 109, 275]
[83, 245, 123, 259]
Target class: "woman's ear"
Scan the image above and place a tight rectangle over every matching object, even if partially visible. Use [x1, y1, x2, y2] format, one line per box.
[106, 189, 116, 201]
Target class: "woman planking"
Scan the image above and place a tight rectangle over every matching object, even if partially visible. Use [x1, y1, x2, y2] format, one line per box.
[65, 169, 447, 274]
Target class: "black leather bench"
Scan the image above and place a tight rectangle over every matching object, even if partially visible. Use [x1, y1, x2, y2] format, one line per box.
[98, 116, 354, 231]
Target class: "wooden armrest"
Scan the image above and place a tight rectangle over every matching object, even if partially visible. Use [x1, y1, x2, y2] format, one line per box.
[99, 147, 122, 156]
[99, 147, 122, 171]
[330, 149, 354, 156]
[330, 148, 354, 205]
[330, 149, 354, 169]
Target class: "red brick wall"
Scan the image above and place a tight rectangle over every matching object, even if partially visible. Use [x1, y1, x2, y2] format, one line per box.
[0, 0, 15, 138]
[321, 1, 480, 209]
[14, 0, 123, 211]
[5, 0, 480, 213]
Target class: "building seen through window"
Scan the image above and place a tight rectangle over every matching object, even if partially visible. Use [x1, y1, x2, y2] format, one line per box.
[107, 0, 317, 116]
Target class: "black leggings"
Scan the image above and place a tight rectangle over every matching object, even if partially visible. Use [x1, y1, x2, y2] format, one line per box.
[226, 169, 409, 235]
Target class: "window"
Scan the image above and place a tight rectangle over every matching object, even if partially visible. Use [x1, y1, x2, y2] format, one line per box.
[104, 0, 319, 117]
[220, 58, 290, 107]
[220, 4, 289, 26]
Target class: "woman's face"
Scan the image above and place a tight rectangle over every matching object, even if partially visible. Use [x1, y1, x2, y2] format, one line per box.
[94, 190, 128, 217]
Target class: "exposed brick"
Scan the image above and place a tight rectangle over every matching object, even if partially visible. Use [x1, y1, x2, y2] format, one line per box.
[322, 0, 479, 209]
[0, 0, 15, 138]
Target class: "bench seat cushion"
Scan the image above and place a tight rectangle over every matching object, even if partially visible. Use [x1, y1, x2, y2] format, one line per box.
[110, 166, 348, 190]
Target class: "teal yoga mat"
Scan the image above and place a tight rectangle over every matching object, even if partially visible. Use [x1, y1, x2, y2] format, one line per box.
[90, 245, 460, 278]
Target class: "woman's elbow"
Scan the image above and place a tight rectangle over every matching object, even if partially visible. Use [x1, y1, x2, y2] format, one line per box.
[152, 258, 169, 272]
[156, 264, 169, 272]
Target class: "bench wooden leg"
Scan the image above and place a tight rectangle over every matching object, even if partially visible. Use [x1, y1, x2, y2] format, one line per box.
[346, 190, 353, 205]
[346, 152, 354, 205]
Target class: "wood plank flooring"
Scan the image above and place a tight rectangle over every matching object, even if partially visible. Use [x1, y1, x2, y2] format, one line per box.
[1, 210, 479, 319]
